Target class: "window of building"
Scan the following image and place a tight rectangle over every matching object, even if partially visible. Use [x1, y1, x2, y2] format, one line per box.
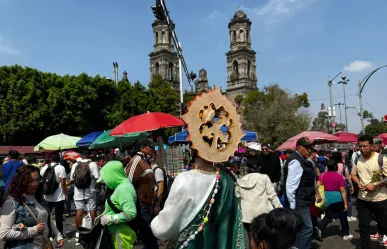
[155, 32, 159, 44]
[233, 61, 239, 78]
[168, 62, 174, 80]
[247, 60, 251, 79]
[232, 30, 237, 42]
[155, 62, 160, 75]
[161, 31, 166, 43]
[239, 29, 244, 42]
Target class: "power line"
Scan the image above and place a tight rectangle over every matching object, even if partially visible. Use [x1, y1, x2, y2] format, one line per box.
[308, 93, 357, 102]
[363, 98, 382, 116]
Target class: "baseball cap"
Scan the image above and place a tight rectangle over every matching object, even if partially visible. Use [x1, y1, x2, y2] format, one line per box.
[373, 137, 382, 145]
[296, 137, 312, 147]
[261, 143, 271, 149]
[137, 138, 156, 150]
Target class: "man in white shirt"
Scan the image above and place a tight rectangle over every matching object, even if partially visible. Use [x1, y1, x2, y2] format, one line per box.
[40, 153, 67, 235]
[150, 157, 166, 215]
[69, 150, 100, 229]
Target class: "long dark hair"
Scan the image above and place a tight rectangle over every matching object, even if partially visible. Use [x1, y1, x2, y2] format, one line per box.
[8, 165, 40, 203]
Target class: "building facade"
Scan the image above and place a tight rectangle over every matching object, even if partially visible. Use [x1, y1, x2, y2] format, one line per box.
[149, 20, 179, 91]
[226, 10, 258, 98]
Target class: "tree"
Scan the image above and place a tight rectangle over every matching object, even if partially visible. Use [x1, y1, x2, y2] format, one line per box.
[0, 65, 181, 145]
[362, 110, 374, 121]
[336, 123, 347, 132]
[243, 84, 311, 147]
[365, 118, 386, 137]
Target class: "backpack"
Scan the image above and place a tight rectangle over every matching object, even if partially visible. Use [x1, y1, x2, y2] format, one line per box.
[74, 161, 92, 189]
[354, 153, 384, 168]
[152, 166, 173, 208]
[41, 163, 59, 195]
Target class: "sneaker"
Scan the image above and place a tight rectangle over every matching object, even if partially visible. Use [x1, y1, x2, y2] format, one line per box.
[343, 234, 354, 240]
[347, 216, 357, 222]
[370, 233, 382, 241]
[379, 235, 387, 245]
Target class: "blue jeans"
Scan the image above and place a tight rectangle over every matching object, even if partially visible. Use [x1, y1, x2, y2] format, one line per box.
[345, 183, 353, 217]
[139, 203, 159, 249]
[293, 206, 313, 249]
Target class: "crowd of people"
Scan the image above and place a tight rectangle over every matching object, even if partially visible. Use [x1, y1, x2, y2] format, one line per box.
[0, 133, 386, 249]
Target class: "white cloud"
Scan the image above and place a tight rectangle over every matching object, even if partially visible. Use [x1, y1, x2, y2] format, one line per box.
[242, 0, 317, 25]
[0, 34, 20, 55]
[208, 10, 226, 20]
[344, 61, 373, 72]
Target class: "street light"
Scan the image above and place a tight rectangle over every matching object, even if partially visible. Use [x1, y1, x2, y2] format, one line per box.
[337, 74, 350, 131]
[335, 102, 344, 126]
[358, 64, 387, 134]
[325, 71, 342, 133]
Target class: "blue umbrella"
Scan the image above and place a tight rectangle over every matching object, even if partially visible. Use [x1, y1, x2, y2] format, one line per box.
[76, 131, 104, 147]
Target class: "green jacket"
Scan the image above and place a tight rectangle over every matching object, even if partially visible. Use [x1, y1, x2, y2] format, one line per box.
[100, 161, 137, 234]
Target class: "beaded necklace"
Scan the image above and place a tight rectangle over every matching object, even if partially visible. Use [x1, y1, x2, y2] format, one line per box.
[179, 169, 221, 248]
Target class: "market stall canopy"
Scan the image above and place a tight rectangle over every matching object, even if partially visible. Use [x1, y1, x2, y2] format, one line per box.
[168, 128, 258, 144]
[334, 132, 359, 143]
[89, 129, 149, 149]
[34, 133, 82, 151]
[110, 112, 186, 135]
[277, 131, 338, 151]
[76, 131, 104, 147]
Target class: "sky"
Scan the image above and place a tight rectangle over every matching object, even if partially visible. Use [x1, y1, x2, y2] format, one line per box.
[1, 0, 386, 134]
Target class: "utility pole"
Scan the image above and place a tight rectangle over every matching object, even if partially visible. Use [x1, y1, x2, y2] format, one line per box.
[338, 74, 350, 131]
[358, 80, 365, 134]
[335, 102, 344, 125]
[326, 72, 341, 133]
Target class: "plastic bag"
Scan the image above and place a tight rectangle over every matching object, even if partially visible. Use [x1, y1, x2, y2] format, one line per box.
[315, 185, 325, 209]
[78, 220, 113, 249]
[82, 212, 93, 229]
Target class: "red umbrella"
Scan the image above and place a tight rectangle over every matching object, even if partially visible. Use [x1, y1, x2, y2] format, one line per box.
[277, 131, 338, 151]
[334, 132, 359, 143]
[110, 112, 186, 136]
[378, 133, 387, 146]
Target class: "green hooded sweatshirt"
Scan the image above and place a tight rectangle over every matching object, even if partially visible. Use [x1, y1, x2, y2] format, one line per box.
[100, 161, 137, 234]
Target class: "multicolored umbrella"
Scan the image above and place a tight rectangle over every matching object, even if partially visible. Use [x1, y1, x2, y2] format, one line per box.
[89, 129, 149, 149]
[34, 133, 81, 151]
[110, 112, 186, 136]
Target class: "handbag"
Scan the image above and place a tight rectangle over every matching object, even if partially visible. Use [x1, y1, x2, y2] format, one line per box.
[23, 202, 53, 249]
[315, 173, 325, 209]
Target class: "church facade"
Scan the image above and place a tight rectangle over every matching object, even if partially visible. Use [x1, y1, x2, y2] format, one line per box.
[149, 10, 258, 98]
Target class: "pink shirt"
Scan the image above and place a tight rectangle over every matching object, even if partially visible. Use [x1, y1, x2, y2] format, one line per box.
[318, 171, 345, 191]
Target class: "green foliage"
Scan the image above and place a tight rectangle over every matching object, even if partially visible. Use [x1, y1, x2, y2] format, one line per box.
[243, 84, 311, 147]
[0, 65, 180, 145]
[365, 118, 386, 137]
[234, 94, 244, 109]
[362, 110, 374, 121]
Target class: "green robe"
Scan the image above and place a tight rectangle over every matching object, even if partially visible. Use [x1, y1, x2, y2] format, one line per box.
[169, 171, 245, 249]
[100, 161, 137, 249]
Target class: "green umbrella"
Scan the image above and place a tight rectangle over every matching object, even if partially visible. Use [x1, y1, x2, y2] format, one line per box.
[34, 133, 82, 151]
[89, 129, 149, 149]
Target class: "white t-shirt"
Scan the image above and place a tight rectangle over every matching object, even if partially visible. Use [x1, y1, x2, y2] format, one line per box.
[152, 164, 165, 183]
[40, 163, 67, 202]
[70, 159, 100, 201]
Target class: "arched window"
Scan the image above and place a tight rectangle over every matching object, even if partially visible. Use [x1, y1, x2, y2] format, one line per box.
[155, 62, 160, 75]
[246, 30, 249, 42]
[247, 60, 251, 79]
[168, 62, 174, 80]
[155, 32, 159, 44]
[161, 31, 166, 43]
[232, 30, 237, 42]
[233, 61, 239, 78]
[239, 29, 244, 42]
[168, 32, 172, 44]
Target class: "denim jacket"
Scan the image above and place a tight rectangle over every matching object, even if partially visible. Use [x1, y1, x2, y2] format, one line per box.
[4, 199, 38, 249]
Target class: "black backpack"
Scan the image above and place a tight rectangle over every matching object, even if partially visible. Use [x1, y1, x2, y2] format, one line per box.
[41, 163, 59, 195]
[74, 161, 92, 189]
[153, 166, 173, 209]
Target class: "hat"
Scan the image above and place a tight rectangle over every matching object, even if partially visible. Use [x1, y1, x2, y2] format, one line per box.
[137, 138, 155, 150]
[373, 137, 382, 145]
[296, 137, 312, 147]
[261, 142, 271, 149]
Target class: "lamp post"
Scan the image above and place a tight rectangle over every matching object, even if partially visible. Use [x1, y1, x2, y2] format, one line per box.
[335, 102, 344, 126]
[358, 64, 387, 134]
[325, 72, 342, 133]
[337, 74, 350, 131]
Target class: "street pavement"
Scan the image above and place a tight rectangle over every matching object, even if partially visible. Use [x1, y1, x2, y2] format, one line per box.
[1, 201, 385, 249]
